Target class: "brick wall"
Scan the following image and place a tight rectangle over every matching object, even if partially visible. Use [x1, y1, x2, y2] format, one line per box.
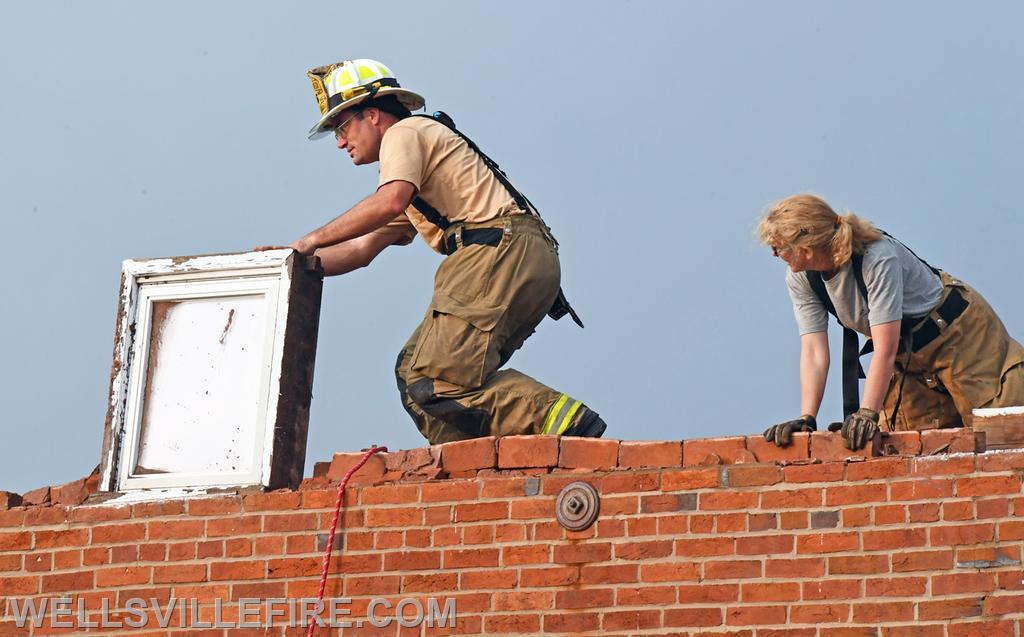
[2, 429, 1024, 636]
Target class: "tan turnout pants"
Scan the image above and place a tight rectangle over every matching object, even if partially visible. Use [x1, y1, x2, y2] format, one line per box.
[881, 272, 1024, 430]
[395, 215, 586, 444]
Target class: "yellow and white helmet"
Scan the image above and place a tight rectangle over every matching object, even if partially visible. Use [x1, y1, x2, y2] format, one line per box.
[306, 58, 425, 140]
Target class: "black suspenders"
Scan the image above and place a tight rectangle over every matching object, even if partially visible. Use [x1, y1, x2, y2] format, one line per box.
[406, 112, 582, 328]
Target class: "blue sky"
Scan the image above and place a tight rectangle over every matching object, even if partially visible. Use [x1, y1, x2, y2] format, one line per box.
[2, 1, 1021, 494]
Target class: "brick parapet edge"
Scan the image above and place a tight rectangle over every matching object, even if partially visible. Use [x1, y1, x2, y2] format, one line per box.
[2, 428, 1023, 635]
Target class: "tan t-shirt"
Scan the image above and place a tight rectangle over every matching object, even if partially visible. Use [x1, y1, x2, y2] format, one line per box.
[376, 117, 525, 253]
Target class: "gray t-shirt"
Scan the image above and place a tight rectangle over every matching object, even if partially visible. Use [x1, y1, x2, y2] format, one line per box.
[786, 235, 944, 337]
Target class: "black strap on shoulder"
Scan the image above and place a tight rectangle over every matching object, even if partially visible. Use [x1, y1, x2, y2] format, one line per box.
[410, 112, 536, 219]
[805, 251, 867, 418]
[409, 196, 451, 231]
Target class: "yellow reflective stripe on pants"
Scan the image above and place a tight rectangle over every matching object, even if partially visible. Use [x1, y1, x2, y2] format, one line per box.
[542, 394, 583, 435]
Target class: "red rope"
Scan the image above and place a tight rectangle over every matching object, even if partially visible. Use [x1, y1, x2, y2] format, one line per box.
[306, 445, 387, 637]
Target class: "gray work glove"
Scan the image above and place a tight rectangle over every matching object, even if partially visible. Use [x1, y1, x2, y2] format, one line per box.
[763, 414, 817, 447]
[827, 408, 880, 450]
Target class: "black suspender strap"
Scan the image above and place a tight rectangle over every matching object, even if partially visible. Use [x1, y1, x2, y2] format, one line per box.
[806, 252, 866, 418]
[409, 196, 451, 231]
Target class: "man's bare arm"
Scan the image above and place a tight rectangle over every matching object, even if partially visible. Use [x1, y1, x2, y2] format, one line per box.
[314, 231, 407, 276]
[290, 180, 416, 255]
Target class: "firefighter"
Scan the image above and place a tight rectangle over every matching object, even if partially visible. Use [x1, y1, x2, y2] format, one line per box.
[257, 59, 606, 444]
[759, 194, 1024, 450]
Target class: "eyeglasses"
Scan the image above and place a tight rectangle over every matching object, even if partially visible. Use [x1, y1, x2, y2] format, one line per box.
[333, 112, 361, 140]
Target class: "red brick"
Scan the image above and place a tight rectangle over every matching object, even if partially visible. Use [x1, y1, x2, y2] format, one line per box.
[726, 605, 787, 625]
[618, 440, 683, 468]
[41, 571, 93, 592]
[130, 500, 183, 517]
[766, 557, 825, 578]
[932, 573, 996, 595]
[95, 566, 151, 587]
[736, 534, 793, 555]
[791, 603, 850, 623]
[1000, 520, 1024, 540]
[91, 522, 146, 543]
[700, 491, 759, 510]
[614, 540, 672, 560]
[704, 560, 762, 579]
[797, 532, 859, 554]
[919, 597, 984, 620]
[209, 560, 265, 580]
[880, 431, 922, 456]
[676, 536, 735, 557]
[206, 516, 261, 537]
[581, 564, 638, 585]
[0, 575, 39, 595]
[930, 523, 995, 546]
[745, 432, 811, 463]
[761, 488, 822, 509]
[828, 554, 889, 574]
[726, 464, 782, 487]
[558, 438, 619, 469]
[602, 609, 661, 631]
[639, 562, 700, 583]
[52, 478, 90, 507]
[496, 436, 559, 469]
[22, 486, 51, 506]
[810, 431, 880, 461]
[147, 519, 204, 539]
[944, 500, 975, 521]
[402, 572, 458, 592]
[784, 462, 846, 483]
[454, 501, 508, 522]
[803, 579, 863, 600]
[493, 590, 555, 611]
[461, 569, 517, 590]
[602, 472, 660, 494]
[977, 450, 1024, 472]
[866, 576, 927, 597]
[908, 502, 941, 522]
[0, 531, 31, 550]
[825, 483, 887, 505]
[781, 511, 809, 529]
[921, 428, 984, 454]
[891, 477, 954, 500]
[543, 612, 599, 633]
[683, 437, 748, 466]
[742, 582, 800, 602]
[892, 549, 953, 572]
[977, 498, 1010, 519]
[947, 620, 1016, 637]
[847, 457, 910, 480]
[664, 607, 724, 627]
[956, 475, 1021, 497]
[556, 587, 614, 609]
[485, 614, 541, 634]
[853, 601, 914, 622]
[983, 595, 1024, 615]
[874, 504, 907, 525]
[663, 467, 721, 490]
[326, 450, 387, 482]
[24, 506, 66, 526]
[443, 548, 499, 568]
[911, 455, 975, 477]
[153, 564, 206, 584]
[420, 480, 479, 502]
[438, 437, 496, 472]
[553, 542, 611, 564]
[862, 528, 927, 551]
[641, 493, 697, 513]
[520, 566, 578, 587]
[366, 507, 423, 527]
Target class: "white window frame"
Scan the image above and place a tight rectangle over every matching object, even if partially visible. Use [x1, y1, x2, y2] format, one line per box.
[99, 250, 320, 494]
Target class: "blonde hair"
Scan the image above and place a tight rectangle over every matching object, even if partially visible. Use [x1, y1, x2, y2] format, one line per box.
[758, 194, 882, 268]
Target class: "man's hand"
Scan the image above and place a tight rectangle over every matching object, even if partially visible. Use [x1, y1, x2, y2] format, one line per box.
[253, 237, 316, 255]
[763, 415, 817, 447]
[828, 408, 880, 450]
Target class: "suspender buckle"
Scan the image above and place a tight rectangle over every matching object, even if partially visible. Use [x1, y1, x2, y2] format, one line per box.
[934, 316, 948, 330]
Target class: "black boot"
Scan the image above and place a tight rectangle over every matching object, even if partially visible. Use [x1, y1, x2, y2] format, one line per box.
[563, 408, 607, 438]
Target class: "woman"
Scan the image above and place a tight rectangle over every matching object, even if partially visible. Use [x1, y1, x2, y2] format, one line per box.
[759, 194, 1024, 450]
